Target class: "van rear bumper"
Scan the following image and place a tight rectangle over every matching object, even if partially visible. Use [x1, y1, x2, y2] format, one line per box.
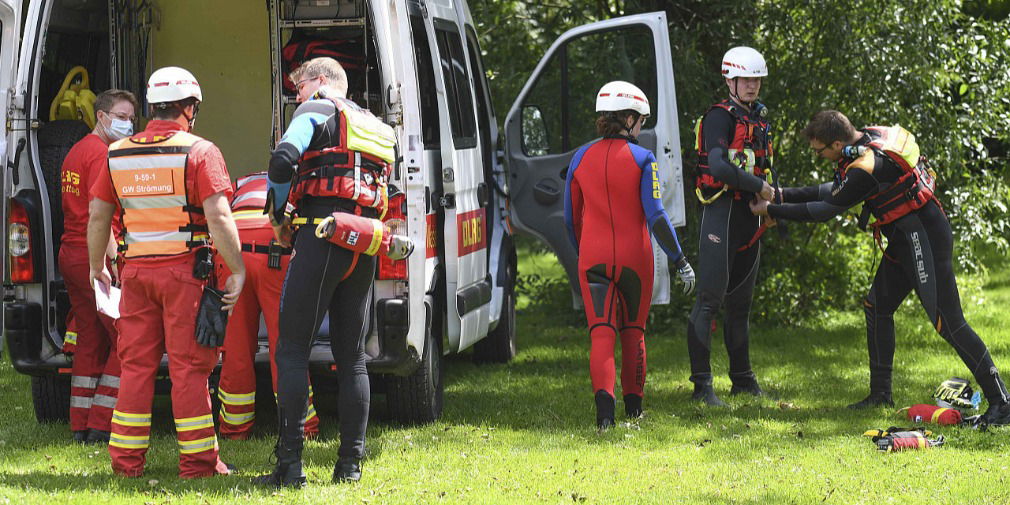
[253, 297, 421, 379]
[5, 297, 420, 380]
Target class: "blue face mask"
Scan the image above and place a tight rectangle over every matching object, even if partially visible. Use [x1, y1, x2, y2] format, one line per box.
[104, 116, 134, 141]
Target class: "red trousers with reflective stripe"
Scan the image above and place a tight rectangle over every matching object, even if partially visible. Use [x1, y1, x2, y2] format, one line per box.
[59, 246, 121, 432]
[215, 229, 320, 439]
[111, 261, 228, 478]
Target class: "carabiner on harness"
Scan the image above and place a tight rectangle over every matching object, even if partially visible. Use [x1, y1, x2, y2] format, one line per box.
[695, 185, 728, 205]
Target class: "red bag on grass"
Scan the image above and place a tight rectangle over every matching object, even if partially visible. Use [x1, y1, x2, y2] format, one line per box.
[906, 404, 963, 425]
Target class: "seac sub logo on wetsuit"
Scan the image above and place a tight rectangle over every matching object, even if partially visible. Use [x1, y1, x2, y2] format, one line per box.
[911, 231, 928, 285]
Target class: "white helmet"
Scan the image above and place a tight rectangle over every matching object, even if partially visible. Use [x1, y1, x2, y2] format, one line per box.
[147, 66, 203, 105]
[721, 47, 768, 79]
[595, 81, 650, 116]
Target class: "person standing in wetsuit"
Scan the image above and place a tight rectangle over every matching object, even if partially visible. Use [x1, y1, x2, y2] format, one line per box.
[564, 81, 696, 430]
[751, 110, 1010, 425]
[255, 57, 397, 486]
[688, 47, 777, 406]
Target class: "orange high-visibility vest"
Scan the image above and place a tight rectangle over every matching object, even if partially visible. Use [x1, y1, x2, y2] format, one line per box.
[108, 131, 209, 258]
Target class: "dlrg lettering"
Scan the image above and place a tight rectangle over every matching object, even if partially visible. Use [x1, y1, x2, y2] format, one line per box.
[461, 215, 482, 248]
[650, 162, 661, 199]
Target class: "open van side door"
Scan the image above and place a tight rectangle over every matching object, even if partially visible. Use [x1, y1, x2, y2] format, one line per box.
[418, 4, 491, 352]
[503, 12, 685, 305]
[1, 0, 22, 268]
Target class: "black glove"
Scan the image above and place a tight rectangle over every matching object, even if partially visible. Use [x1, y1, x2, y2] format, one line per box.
[195, 286, 229, 347]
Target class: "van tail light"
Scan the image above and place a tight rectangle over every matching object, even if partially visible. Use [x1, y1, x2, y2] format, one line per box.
[8, 199, 36, 283]
[378, 193, 408, 280]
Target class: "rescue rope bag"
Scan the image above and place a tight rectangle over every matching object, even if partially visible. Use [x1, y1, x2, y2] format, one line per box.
[108, 131, 209, 258]
[309, 212, 414, 260]
[289, 97, 397, 218]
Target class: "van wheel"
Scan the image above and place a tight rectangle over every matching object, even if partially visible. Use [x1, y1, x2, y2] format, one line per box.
[386, 317, 444, 424]
[31, 375, 70, 424]
[473, 246, 517, 364]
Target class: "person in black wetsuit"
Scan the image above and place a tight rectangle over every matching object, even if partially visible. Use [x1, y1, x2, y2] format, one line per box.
[254, 57, 398, 486]
[688, 46, 777, 406]
[751, 110, 1010, 425]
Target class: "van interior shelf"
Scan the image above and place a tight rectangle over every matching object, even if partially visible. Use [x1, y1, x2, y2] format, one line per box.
[279, 18, 365, 29]
[268, 0, 371, 146]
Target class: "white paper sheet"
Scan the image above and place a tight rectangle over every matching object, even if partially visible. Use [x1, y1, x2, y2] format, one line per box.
[94, 280, 121, 319]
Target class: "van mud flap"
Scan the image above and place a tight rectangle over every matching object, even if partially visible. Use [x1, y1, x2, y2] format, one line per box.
[5, 302, 67, 374]
[365, 296, 420, 376]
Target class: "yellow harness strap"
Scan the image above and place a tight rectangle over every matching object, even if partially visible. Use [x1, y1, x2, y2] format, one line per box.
[291, 217, 327, 227]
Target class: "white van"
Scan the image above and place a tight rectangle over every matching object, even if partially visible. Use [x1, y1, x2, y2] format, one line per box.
[1, 0, 684, 425]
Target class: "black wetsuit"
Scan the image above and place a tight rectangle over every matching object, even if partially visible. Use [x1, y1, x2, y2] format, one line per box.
[687, 104, 769, 388]
[268, 97, 375, 463]
[768, 132, 1009, 404]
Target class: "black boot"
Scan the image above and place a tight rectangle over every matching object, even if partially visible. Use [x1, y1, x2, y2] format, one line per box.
[624, 394, 643, 419]
[72, 430, 89, 443]
[252, 441, 306, 488]
[595, 390, 616, 431]
[692, 383, 727, 407]
[86, 429, 110, 444]
[332, 457, 362, 483]
[977, 401, 1010, 427]
[846, 391, 894, 409]
[730, 378, 765, 397]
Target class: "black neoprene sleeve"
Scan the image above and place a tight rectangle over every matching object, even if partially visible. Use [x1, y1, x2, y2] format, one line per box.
[703, 109, 766, 194]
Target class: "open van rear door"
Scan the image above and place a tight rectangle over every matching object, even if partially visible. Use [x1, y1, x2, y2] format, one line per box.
[503, 12, 685, 305]
[1, 0, 22, 266]
[419, 5, 491, 352]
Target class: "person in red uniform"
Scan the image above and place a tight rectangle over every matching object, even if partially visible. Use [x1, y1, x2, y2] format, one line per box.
[60, 89, 137, 444]
[564, 81, 696, 430]
[87, 66, 246, 478]
[216, 172, 320, 440]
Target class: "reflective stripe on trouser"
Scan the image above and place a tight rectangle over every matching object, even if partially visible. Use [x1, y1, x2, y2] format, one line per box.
[61, 246, 121, 432]
[89, 372, 121, 431]
[110, 409, 152, 476]
[176, 415, 219, 456]
[216, 249, 319, 439]
[111, 261, 229, 478]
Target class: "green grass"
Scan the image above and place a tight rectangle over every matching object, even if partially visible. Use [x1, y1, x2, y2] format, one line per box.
[2, 249, 1010, 504]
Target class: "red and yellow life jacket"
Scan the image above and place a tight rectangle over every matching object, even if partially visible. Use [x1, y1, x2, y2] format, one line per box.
[289, 97, 396, 218]
[693, 100, 773, 203]
[108, 131, 209, 258]
[838, 125, 937, 228]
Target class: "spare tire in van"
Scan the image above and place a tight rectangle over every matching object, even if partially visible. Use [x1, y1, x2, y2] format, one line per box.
[37, 119, 92, 246]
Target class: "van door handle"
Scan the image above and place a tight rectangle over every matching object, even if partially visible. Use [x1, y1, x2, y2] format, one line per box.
[11, 138, 27, 185]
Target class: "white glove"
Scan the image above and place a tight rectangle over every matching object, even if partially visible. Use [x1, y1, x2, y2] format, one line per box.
[676, 259, 696, 295]
[387, 235, 415, 261]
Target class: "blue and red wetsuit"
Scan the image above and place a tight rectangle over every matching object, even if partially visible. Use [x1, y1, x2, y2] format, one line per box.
[564, 136, 686, 410]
